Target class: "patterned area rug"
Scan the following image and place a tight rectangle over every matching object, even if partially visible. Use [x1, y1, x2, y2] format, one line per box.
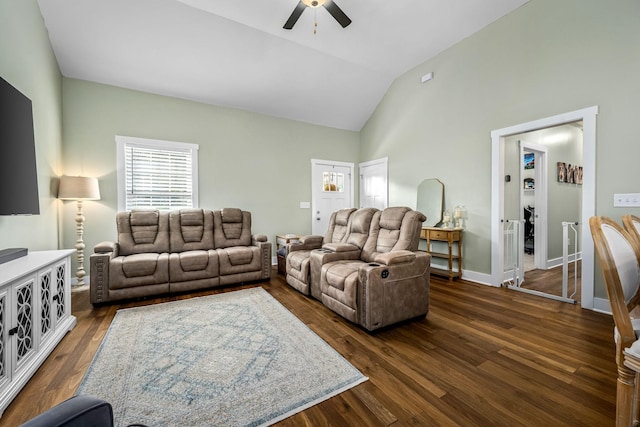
[77, 287, 367, 426]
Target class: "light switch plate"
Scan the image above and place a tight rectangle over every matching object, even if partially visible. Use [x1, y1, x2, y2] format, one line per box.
[299, 201, 310, 209]
[614, 193, 640, 207]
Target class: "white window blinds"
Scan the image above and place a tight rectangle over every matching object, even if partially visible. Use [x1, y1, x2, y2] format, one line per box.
[116, 136, 199, 211]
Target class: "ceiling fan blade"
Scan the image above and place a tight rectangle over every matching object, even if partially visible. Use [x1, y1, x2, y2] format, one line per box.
[283, 2, 306, 30]
[323, 0, 351, 28]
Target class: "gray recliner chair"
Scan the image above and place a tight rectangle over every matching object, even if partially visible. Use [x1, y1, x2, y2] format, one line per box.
[286, 208, 356, 296]
[307, 207, 378, 300]
[319, 207, 430, 331]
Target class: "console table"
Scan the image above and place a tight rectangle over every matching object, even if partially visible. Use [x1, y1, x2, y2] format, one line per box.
[421, 227, 463, 281]
[0, 250, 76, 417]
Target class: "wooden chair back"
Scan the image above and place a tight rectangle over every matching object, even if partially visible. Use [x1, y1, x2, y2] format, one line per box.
[590, 216, 640, 355]
[622, 215, 640, 251]
[590, 216, 640, 426]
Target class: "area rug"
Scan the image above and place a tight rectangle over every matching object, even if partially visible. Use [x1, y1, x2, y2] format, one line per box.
[77, 287, 367, 426]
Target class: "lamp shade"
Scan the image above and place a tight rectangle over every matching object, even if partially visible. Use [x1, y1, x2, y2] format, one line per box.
[58, 176, 101, 200]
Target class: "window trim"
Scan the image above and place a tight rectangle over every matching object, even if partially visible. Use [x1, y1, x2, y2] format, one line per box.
[115, 135, 199, 211]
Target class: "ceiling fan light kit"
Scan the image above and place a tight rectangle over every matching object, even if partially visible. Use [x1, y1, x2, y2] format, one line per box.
[301, 0, 326, 7]
[283, 0, 352, 31]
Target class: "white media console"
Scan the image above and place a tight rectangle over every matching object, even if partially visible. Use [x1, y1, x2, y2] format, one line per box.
[0, 250, 76, 417]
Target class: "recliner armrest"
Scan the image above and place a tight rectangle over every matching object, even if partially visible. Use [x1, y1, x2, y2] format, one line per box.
[288, 235, 324, 253]
[252, 234, 268, 243]
[94, 241, 118, 255]
[374, 250, 416, 265]
[323, 242, 361, 253]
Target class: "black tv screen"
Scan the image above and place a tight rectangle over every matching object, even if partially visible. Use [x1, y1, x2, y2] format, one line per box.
[0, 76, 40, 215]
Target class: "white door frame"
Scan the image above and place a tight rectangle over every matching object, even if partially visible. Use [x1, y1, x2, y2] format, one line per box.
[310, 159, 355, 234]
[491, 106, 598, 309]
[359, 157, 388, 209]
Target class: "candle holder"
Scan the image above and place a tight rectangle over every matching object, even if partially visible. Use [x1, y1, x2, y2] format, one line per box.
[442, 210, 451, 228]
[454, 205, 467, 229]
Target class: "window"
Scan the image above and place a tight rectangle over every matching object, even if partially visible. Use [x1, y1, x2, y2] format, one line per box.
[322, 171, 344, 192]
[116, 136, 199, 211]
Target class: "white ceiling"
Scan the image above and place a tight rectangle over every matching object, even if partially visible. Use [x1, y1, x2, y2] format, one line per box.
[37, 0, 528, 131]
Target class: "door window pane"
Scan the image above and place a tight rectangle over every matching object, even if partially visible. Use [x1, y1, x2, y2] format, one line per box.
[322, 172, 344, 192]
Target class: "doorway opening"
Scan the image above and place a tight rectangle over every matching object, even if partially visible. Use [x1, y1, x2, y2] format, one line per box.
[503, 125, 583, 304]
[490, 106, 598, 310]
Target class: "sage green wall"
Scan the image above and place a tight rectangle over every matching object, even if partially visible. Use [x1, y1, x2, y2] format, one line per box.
[360, 0, 640, 292]
[0, 0, 62, 251]
[61, 78, 359, 272]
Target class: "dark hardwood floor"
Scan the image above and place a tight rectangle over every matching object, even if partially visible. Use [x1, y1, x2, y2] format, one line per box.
[2, 270, 616, 426]
[523, 260, 582, 302]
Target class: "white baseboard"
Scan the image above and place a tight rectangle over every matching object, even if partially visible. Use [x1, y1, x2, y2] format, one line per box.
[592, 297, 611, 315]
[460, 270, 497, 287]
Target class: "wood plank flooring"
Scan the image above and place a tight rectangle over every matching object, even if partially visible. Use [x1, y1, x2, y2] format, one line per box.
[522, 261, 582, 301]
[1, 270, 616, 426]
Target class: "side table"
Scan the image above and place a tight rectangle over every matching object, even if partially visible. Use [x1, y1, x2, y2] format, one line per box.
[421, 227, 463, 281]
[276, 234, 300, 275]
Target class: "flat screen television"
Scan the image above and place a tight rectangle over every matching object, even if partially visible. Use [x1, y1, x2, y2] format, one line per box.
[0, 76, 40, 216]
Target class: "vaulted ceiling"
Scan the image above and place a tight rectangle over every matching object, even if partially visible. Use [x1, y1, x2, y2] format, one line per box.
[37, 0, 528, 131]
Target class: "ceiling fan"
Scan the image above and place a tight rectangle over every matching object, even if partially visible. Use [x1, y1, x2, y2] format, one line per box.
[283, 0, 352, 30]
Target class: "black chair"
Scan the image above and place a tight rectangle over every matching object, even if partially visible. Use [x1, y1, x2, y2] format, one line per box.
[524, 207, 534, 254]
[20, 395, 150, 427]
[20, 395, 113, 427]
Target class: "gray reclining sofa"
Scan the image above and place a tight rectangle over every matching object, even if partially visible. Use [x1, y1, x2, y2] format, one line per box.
[90, 208, 271, 304]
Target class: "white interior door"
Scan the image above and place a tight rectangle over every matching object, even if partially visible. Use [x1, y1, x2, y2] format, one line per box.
[311, 159, 354, 235]
[520, 141, 548, 272]
[359, 157, 388, 209]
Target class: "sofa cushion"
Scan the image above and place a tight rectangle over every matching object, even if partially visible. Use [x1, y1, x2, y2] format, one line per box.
[221, 207, 243, 223]
[170, 209, 214, 252]
[324, 208, 357, 244]
[179, 210, 205, 242]
[109, 253, 170, 290]
[131, 211, 160, 243]
[178, 250, 210, 271]
[213, 209, 252, 248]
[344, 208, 378, 250]
[117, 210, 170, 256]
[226, 247, 254, 266]
[218, 246, 262, 275]
[320, 260, 362, 322]
[169, 250, 219, 284]
[288, 250, 310, 270]
[121, 253, 161, 277]
[324, 261, 360, 293]
[362, 207, 426, 262]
